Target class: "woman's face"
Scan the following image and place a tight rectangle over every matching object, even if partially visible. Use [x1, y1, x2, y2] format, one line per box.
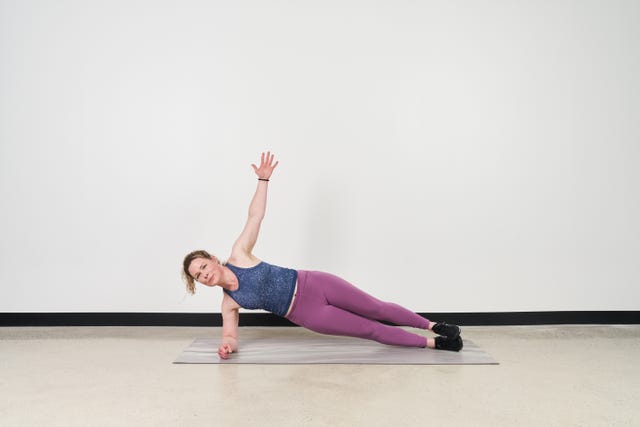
[188, 257, 221, 287]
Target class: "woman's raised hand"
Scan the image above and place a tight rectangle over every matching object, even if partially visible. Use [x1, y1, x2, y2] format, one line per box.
[251, 151, 279, 180]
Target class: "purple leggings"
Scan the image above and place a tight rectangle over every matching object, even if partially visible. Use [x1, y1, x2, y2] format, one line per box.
[286, 270, 430, 347]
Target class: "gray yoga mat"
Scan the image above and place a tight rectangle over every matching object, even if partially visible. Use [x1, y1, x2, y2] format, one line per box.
[173, 336, 498, 365]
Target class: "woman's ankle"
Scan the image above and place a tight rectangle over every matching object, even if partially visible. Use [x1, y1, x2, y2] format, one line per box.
[426, 320, 434, 331]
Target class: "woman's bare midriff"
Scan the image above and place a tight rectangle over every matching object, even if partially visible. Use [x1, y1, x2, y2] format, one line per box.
[284, 280, 298, 318]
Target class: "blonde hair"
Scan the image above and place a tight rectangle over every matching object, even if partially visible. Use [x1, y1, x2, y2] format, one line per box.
[181, 250, 215, 295]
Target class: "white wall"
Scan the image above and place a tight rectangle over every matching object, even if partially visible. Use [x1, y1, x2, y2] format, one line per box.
[1, 0, 638, 313]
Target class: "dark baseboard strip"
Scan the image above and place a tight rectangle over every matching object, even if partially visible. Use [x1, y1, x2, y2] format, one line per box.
[0, 311, 638, 327]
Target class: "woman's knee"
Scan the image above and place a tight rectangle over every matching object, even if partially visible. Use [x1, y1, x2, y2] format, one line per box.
[366, 301, 395, 320]
[309, 314, 378, 339]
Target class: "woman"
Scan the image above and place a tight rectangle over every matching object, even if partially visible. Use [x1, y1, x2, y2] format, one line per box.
[182, 152, 463, 359]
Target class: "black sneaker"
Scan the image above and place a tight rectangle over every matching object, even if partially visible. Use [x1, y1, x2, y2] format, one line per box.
[432, 322, 461, 340]
[435, 336, 463, 352]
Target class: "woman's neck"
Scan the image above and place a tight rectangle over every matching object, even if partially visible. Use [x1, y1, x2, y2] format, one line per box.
[219, 267, 239, 291]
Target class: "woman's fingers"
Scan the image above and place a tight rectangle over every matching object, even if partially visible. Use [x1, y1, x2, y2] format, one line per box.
[218, 344, 233, 359]
[252, 152, 278, 176]
[266, 152, 277, 169]
[260, 151, 275, 166]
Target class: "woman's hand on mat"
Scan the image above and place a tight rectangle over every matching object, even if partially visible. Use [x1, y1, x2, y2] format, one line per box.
[251, 151, 279, 180]
[218, 343, 233, 359]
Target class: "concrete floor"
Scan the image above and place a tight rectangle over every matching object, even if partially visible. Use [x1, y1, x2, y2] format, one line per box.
[1, 325, 638, 427]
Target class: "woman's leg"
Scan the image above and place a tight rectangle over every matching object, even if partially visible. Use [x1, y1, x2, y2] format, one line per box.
[306, 271, 430, 329]
[297, 298, 428, 348]
[286, 270, 429, 347]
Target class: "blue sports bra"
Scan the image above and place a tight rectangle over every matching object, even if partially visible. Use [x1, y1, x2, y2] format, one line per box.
[223, 261, 297, 317]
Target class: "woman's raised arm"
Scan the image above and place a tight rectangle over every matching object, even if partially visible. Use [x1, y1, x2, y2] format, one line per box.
[231, 152, 279, 257]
